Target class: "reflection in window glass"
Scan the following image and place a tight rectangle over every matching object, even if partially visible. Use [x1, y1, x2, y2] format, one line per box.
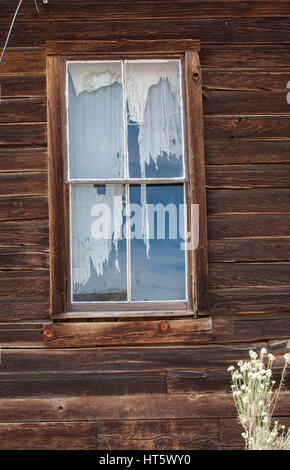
[126, 61, 183, 178]
[68, 62, 124, 179]
[130, 185, 186, 301]
[71, 184, 127, 301]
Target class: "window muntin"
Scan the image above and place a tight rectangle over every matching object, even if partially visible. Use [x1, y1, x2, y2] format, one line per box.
[66, 59, 189, 306]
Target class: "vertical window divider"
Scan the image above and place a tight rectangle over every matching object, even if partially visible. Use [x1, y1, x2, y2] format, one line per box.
[122, 60, 132, 301]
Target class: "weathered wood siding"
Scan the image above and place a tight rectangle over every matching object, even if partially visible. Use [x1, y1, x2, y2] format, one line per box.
[0, 0, 290, 450]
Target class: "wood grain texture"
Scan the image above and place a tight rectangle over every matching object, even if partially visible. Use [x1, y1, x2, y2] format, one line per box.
[0, 124, 46, 147]
[0, 343, 268, 373]
[47, 55, 66, 314]
[208, 215, 290, 239]
[204, 116, 290, 139]
[0, 148, 47, 172]
[212, 314, 290, 343]
[0, 298, 49, 322]
[206, 164, 290, 188]
[205, 140, 290, 165]
[0, 173, 47, 196]
[0, 98, 46, 123]
[209, 287, 290, 314]
[204, 90, 290, 115]
[0, 52, 45, 74]
[210, 263, 290, 288]
[1, 20, 290, 47]
[203, 70, 290, 91]
[0, 196, 48, 221]
[0, 422, 96, 450]
[0, 323, 45, 348]
[0, 271, 49, 299]
[97, 419, 218, 450]
[3, 2, 290, 22]
[0, 74, 46, 98]
[0, 246, 49, 270]
[46, 39, 200, 54]
[167, 366, 290, 394]
[0, 220, 48, 246]
[43, 318, 212, 347]
[207, 189, 290, 215]
[185, 51, 209, 314]
[209, 239, 290, 262]
[200, 46, 290, 68]
[0, 370, 166, 398]
[0, 392, 288, 422]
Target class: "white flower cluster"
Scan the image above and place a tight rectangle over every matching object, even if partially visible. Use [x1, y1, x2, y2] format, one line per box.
[227, 348, 290, 450]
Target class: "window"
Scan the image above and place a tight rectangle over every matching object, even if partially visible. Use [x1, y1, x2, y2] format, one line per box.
[47, 40, 208, 318]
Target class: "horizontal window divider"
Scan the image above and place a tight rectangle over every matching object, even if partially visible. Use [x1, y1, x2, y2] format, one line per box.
[65, 178, 187, 185]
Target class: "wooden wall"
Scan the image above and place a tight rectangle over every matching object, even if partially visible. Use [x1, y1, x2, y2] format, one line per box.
[0, 0, 290, 450]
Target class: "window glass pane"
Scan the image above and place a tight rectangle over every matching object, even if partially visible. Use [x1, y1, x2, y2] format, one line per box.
[126, 61, 184, 178]
[130, 184, 186, 301]
[71, 184, 127, 302]
[68, 62, 124, 179]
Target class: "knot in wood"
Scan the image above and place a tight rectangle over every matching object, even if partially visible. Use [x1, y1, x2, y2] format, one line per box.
[44, 329, 53, 339]
[155, 437, 173, 450]
[159, 321, 169, 333]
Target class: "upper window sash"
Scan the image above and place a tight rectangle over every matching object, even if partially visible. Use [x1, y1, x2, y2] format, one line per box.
[65, 59, 186, 184]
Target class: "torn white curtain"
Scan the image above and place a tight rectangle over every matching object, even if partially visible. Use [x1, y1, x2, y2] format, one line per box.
[71, 184, 124, 288]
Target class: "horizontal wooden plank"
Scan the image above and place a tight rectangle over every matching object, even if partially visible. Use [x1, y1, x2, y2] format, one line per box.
[167, 366, 290, 394]
[208, 215, 290, 239]
[46, 38, 200, 54]
[0, 298, 49, 322]
[0, 272, 49, 299]
[213, 314, 290, 343]
[0, 422, 96, 450]
[204, 90, 290, 115]
[210, 263, 290, 288]
[205, 140, 290, 165]
[0, 246, 49, 270]
[2, 111, 43, 139]
[207, 189, 290, 215]
[204, 116, 290, 139]
[43, 318, 212, 347]
[0, 173, 47, 196]
[3, 1, 290, 22]
[0, 343, 267, 373]
[209, 239, 290, 262]
[97, 418, 218, 450]
[0, 148, 48, 172]
[0, 74, 46, 98]
[1, 19, 290, 48]
[201, 47, 290, 68]
[209, 287, 290, 314]
[0, 370, 166, 398]
[0, 323, 45, 348]
[206, 164, 290, 188]
[0, 52, 45, 74]
[0, 196, 48, 221]
[203, 70, 290, 92]
[0, 124, 47, 147]
[0, 392, 288, 422]
[0, 220, 48, 245]
[0, 98, 46, 123]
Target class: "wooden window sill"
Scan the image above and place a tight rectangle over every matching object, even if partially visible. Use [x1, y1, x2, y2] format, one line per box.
[43, 317, 212, 348]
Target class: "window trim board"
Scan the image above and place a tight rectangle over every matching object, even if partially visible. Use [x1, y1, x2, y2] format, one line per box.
[47, 40, 208, 318]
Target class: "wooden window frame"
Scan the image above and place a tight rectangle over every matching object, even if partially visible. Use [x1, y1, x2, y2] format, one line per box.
[46, 39, 208, 322]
